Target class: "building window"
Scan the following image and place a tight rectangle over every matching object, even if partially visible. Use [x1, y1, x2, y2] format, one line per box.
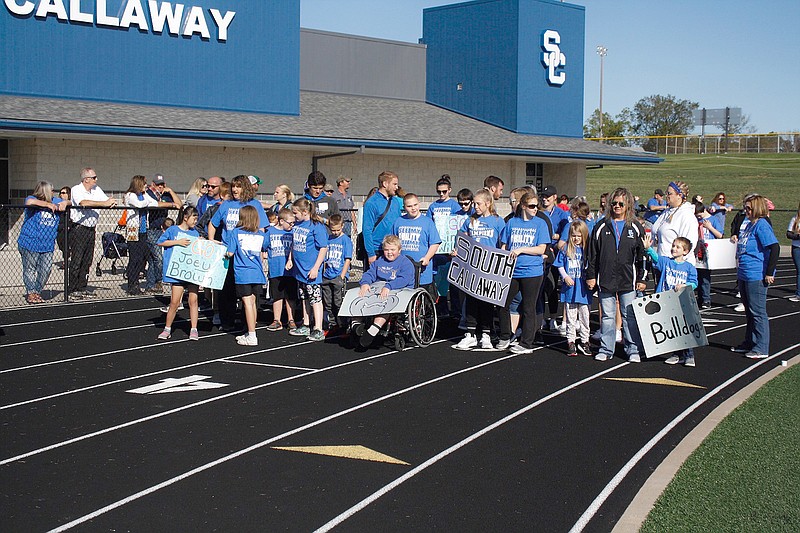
[525, 163, 543, 192]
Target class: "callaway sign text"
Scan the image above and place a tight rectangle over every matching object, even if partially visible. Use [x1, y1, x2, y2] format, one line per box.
[5, 0, 236, 41]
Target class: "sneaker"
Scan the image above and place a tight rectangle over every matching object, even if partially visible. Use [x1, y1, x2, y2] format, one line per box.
[510, 344, 534, 354]
[594, 353, 612, 362]
[307, 329, 325, 342]
[664, 355, 683, 365]
[701, 302, 711, 309]
[453, 333, 477, 350]
[628, 354, 641, 363]
[287, 320, 298, 330]
[237, 335, 258, 346]
[558, 323, 567, 337]
[160, 303, 184, 313]
[81, 290, 97, 299]
[576, 342, 592, 357]
[590, 329, 603, 341]
[566, 342, 577, 357]
[266, 320, 283, 331]
[745, 351, 769, 359]
[789, 295, 800, 303]
[730, 345, 750, 354]
[189, 328, 199, 341]
[533, 332, 544, 345]
[212, 314, 221, 326]
[479, 333, 494, 350]
[615, 330, 623, 344]
[683, 356, 696, 367]
[509, 337, 520, 347]
[496, 339, 511, 350]
[734, 303, 745, 312]
[147, 283, 163, 295]
[548, 320, 560, 333]
[359, 330, 375, 348]
[289, 325, 310, 337]
[157, 328, 171, 340]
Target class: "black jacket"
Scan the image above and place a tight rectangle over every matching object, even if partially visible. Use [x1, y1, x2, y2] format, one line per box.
[586, 217, 646, 293]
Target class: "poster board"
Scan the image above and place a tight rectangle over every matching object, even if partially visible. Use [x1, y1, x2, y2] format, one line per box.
[164, 236, 228, 290]
[338, 283, 418, 317]
[435, 214, 469, 254]
[446, 231, 515, 306]
[696, 239, 737, 270]
[633, 288, 708, 358]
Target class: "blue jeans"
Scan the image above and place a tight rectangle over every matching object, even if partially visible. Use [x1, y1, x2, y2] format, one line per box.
[697, 269, 712, 304]
[739, 278, 769, 354]
[20, 247, 54, 295]
[793, 246, 800, 297]
[598, 290, 642, 358]
[145, 227, 164, 288]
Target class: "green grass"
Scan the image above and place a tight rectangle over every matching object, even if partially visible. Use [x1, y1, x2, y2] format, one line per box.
[640, 364, 800, 532]
[585, 153, 800, 245]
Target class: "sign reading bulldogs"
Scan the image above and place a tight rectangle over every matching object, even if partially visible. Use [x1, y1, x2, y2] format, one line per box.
[633, 288, 708, 357]
[447, 231, 515, 306]
[165, 236, 228, 290]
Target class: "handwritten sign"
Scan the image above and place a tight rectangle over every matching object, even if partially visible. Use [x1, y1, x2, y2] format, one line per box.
[165, 237, 228, 290]
[435, 214, 468, 255]
[696, 239, 737, 270]
[447, 231, 515, 306]
[633, 288, 708, 357]
[338, 282, 418, 316]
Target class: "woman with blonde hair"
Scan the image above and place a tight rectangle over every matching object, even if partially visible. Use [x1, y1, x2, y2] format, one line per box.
[184, 177, 208, 208]
[788, 201, 800, 302]
[272, 184, 295, 215]
[18, 181, 67, 303]
[651, 180, 699, 284]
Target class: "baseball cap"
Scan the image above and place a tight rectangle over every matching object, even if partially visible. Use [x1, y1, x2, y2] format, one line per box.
[654, 188, 664, 196]
[248, 175, 262, 186]
[153, 174, 165, 185]
[337, 176, 352, 185]
[542, 185, 557, 197]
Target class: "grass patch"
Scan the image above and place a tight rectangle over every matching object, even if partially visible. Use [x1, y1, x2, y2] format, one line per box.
[585, 153, 800, 245]
[640, 363, 800, 532]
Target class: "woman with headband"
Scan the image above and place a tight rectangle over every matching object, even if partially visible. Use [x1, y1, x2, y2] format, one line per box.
[651, 180, 699, 281]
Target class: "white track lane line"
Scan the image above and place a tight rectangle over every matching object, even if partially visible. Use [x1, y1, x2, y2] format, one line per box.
[568, 342, 800, 533]
[1, 306, 165, 328]
[46, 346, 567, 533]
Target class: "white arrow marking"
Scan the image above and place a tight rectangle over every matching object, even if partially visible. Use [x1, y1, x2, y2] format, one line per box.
[126, 375, 229, 395]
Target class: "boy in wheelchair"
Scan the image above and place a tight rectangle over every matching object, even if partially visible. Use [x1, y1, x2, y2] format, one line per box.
[357, 234, 416, 347]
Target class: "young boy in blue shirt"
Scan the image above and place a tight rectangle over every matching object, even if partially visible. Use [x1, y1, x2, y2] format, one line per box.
[357, 234, 416, 347]
[643, 233, 699, 367]
[264, 208, 297, 332]
[322, 214, 353, 335]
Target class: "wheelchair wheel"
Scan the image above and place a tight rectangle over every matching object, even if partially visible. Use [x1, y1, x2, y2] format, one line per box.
[407, 289, 437, 347]
[394, 335, 406, 352]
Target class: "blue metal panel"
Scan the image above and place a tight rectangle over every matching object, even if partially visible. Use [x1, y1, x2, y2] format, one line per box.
[0, 0, 299, 115]
[424, 0, 585, 138]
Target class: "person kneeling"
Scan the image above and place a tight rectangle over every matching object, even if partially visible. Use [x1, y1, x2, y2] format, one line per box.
[357, 235, 415, 347]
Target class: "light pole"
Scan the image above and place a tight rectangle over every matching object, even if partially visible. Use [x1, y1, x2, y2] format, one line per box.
[596, 45, 607, 141]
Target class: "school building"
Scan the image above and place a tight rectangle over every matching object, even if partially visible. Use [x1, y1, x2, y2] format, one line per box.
[0, 0, 659, 204]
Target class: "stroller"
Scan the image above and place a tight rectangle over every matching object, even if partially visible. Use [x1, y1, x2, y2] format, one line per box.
[95, 229, 128, 276]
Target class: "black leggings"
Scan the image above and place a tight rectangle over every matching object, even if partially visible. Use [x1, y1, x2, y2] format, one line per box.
[126, 237, 147, 289]
[498, 275, 544, 349]
[464, 295, 495, 337]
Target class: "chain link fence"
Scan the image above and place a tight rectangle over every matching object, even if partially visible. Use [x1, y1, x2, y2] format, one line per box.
[0, 204, 365, 309]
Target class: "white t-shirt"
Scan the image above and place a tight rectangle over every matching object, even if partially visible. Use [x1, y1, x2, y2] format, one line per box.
[789, 216, 800, 248]
[70, 183, 109, 227]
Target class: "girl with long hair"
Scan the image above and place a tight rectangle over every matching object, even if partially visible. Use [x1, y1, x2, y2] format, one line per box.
[788, 201, 800, 302]
[123, 175, 159, 295]
[556, 221, 592, 357]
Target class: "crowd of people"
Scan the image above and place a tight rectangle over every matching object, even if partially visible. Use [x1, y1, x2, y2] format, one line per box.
[12, 167, 797, 360]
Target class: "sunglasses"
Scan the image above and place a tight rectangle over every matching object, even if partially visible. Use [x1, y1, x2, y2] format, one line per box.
[526, 203, 539, 209]
[59, 190, 69, 194]
[436, 190, 448, 195]
[207, 185, 219, 189]
[611, 201, 625, 207]
[458, 201, 472, 206]
[744, 206, 752, 211]
[200, 184, 208, 188]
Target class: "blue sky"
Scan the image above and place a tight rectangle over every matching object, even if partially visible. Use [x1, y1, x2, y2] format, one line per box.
[300, 0, 800, 134]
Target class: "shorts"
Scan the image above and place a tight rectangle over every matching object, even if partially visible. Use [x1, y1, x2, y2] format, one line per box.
[298, 282, 322, 304]
[236, 283, 261, 298]
[269, 276, 297, 301]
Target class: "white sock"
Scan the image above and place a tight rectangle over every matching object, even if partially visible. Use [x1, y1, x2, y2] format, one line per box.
[367, 325, 380, 336]
[248, 332, 257, 339]
[163, 326, 171, 332]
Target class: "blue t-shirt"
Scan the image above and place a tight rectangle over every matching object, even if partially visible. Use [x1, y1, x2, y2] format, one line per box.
[360, 254, 416, 290]
[324, 234, 353, 280]
[646, 249, 699, 293]
[226, 227, 267, 285]
[264, 225, 293, 279]
[158, 225, 201, 284]
[701, 215, 724, 240]
[18, 196, 62, 253]
[708, 202, 733, 226]
[554, 246, 592, 305]
[196, 195, 222, 217]
[291, 219, 329, 285]
[736, 218, 778, 281]
[210, 199, 269, 246]
[460, 214, 505, 247]
[426, 198, 461, 221]
[392, 214, 442, 285]
[542, 206, 569, 242]
[645, 198, 666, 224]
[500, 216, 550, 278]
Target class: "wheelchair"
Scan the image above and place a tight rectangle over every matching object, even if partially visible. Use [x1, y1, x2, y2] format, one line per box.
[339, 262, 438, 351]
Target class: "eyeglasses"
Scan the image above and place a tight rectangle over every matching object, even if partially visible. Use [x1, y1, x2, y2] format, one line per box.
[611, 201, 625, 207]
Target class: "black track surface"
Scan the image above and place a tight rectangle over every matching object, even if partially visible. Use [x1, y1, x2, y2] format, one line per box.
[2, 258, 799, 532]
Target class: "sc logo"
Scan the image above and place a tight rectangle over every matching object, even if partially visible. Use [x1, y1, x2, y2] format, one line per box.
[541, 29, 566, 86]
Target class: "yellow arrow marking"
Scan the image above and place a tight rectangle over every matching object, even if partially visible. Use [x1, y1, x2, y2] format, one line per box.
[272, 445, 410, 465]
[604, 377, 706, 389]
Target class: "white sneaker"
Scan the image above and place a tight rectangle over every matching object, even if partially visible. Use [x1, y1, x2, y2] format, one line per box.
[615, 329, 623, 344]
[479, 333, 494, 350]
[496, 339, 511, 350]
[557, 323, 567, 337]
[628, 354, 641, 363]
[510, 344, 534, 354]
[788, 295, 800, 303]
[237, 335, 257, 346]
[453, 333, 477, 350]
[734, 303, 745, 312]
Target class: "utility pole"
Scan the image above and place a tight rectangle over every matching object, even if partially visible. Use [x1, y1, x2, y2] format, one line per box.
[596, 45, 607, 141]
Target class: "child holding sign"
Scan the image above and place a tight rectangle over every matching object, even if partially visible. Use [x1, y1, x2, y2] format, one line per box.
[642, 233, 699, 366]
[226, 205, 268, 346]
[157, 206, 201, 341]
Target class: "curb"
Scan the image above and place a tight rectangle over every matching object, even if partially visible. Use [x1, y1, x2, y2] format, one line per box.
[612, 353, 800, 532]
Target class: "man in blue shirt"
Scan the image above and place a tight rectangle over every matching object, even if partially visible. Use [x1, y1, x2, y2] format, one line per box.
[362, 171, 403, 265]
[644, 189, 667, 228]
